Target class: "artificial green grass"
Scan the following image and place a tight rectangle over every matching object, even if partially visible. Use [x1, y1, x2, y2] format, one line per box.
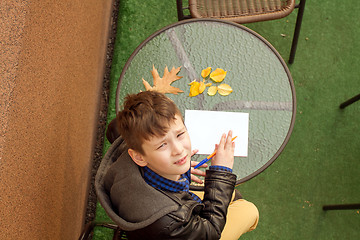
[94, 1, 360, 239]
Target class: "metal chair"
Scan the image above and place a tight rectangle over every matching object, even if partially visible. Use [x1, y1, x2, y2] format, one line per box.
[323, 203, 360, 211]
[322, 94, 359, 211]
[339, 93, 360, 109]
[176, 0, 306, 64]
[78, 222, 121, 240]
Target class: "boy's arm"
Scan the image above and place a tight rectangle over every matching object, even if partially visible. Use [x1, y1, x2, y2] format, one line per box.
[177, 132, 236, 237]
[199, 169, 236, 235]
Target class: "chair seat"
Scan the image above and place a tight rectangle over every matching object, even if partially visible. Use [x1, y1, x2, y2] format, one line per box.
[189, 0, 295, 23]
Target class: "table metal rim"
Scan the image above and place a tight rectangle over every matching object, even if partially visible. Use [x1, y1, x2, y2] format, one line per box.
[115, 18, 297, 186]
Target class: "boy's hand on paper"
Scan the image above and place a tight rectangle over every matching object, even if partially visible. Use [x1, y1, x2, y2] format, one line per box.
[190, 149, 207, 184]
[211, 131, 235, 169]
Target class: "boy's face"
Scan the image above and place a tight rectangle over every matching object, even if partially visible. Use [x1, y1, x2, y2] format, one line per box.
[129, 114, 192, 181]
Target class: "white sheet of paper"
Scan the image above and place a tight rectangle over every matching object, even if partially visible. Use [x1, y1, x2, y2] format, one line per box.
[185, 110, 249, 157]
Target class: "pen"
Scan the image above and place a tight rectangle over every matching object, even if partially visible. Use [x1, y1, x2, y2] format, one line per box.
[193, 136, 237, 169]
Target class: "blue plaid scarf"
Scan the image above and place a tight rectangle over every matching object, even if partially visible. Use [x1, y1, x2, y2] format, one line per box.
[143, 165, 232, 204]
[143, 166, 202, 203]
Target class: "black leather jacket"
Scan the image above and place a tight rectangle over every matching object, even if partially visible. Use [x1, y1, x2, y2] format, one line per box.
[103, 138, 236, 240]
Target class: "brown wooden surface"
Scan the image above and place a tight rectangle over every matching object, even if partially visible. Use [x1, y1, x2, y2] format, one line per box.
[0, 0, 113, 239]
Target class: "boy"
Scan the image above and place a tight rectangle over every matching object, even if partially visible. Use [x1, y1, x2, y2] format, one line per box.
[104, 91, 258, 239]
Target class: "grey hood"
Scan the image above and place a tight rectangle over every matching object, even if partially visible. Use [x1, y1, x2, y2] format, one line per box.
[95, 137, 180, 231]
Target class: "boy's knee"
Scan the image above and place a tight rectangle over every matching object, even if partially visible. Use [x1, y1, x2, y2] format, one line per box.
[247, 201, 259, 219]
[230, 199, 259, 229]
[221, 200, 259, 239]
[243, 201, 259, 230]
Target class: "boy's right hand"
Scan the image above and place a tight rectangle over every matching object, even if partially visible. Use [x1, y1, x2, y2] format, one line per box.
[211, 131, 235, 169]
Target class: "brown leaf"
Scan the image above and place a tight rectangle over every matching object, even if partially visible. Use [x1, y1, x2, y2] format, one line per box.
[142, 65, 184, 94]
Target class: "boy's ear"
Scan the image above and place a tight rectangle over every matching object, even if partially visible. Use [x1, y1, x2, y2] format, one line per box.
[128, 149, 148, 167]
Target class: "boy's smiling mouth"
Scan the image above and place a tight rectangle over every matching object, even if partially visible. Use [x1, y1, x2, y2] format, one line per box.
[174, 155, 188, 165]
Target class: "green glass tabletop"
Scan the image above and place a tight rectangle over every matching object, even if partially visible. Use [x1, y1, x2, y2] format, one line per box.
[116, 19, 296, 186]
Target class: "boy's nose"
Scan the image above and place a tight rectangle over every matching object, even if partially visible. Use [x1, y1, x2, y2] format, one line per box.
[172, 141, 183, 155]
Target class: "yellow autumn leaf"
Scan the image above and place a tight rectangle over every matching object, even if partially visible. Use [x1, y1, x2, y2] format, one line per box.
[201, 67, 212, 78]
[199, 81, 206, 94]
[207, 86, 218, 96]
[189, 81, 200, 97]
[217, 83, 233, 96]
[210, 68, 227, 82]
[199, 79, 212, 93]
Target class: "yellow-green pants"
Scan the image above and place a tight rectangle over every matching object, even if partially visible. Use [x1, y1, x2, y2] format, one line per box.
[192, 191, 259, 240]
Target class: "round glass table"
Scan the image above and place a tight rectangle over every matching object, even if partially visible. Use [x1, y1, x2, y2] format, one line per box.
[116, 19, 296, 187]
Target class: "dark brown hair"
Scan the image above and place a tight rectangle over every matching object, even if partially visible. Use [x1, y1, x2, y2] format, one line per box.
[116, 91, 182, 154]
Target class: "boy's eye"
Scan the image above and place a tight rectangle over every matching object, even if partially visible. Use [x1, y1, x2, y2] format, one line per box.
[157, 143, 166, 150]
[177, 131, 185, 138]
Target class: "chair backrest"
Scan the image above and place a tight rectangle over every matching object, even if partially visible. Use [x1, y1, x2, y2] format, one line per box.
[177, 0, 304, 64]
[178, 0, 295, 23]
